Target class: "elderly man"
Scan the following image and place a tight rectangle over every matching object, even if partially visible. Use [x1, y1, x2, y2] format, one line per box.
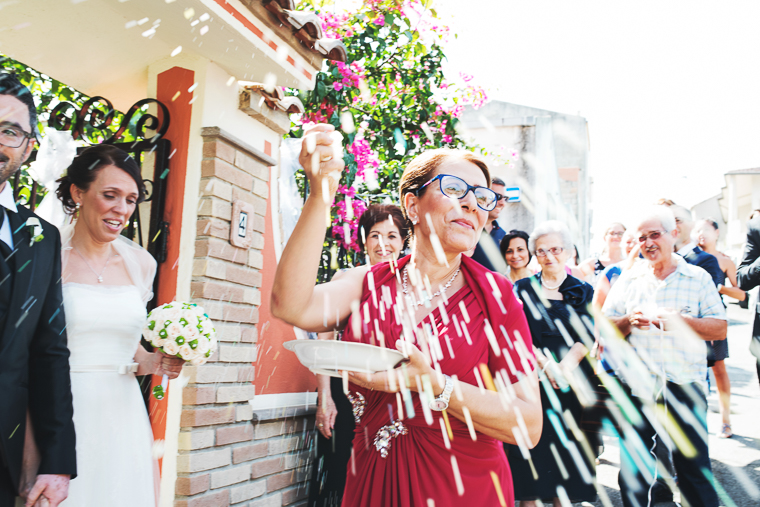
[603, 206, 726, 507]
[471, 177, 508, 270]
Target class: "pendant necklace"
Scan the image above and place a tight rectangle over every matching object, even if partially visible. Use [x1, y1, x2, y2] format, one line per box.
[402, 265, 460, 307]
[74, 245, 116, 283]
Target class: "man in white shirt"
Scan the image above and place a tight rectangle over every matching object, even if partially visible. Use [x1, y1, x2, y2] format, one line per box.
[603, 205, 725, 507]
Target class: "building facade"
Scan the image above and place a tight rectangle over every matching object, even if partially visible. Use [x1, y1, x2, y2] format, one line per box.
[460, 101, 592, 257]
[3, 0, 344, 505]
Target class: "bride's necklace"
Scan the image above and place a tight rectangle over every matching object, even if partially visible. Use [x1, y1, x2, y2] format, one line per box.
[541, 273, 567, 291]
[402, 265, 460, 307]
[74, 245, 116, 283]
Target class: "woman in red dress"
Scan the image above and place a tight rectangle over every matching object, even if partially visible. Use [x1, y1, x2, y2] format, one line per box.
[272, 124, 542, 506]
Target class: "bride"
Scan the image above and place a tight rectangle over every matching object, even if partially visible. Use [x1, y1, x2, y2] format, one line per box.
[37, 144, 183, 506]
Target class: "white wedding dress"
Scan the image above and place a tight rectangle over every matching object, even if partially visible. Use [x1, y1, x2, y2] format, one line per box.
[59, 236, 159, 507]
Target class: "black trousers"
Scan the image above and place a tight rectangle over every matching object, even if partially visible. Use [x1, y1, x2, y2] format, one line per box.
[0, 465, 15, 507]
[618, 382, 719, 507]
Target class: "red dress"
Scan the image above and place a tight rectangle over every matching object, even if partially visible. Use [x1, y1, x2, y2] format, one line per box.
[341, 255, 535, 507]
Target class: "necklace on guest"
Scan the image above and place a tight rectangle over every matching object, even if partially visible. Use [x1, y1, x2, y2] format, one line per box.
[541, 273, 566, 291]
[402, 265, 460, 307]
[74, 245, 116, 283]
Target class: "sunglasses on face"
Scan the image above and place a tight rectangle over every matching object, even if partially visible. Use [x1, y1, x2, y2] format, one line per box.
[638, 230, 664, 243]
[416, 174, 498, 212]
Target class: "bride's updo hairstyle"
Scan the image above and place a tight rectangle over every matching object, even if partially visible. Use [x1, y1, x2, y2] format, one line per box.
[398, 148, 491, 234]
[56, 144, 146, 215]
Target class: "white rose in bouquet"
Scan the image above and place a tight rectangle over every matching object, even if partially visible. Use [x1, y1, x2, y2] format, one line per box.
[167, 322, 183, 338]
[144, 302, 216, 399]
[163, 340, 180, 356]
[178, 344, 194, 361]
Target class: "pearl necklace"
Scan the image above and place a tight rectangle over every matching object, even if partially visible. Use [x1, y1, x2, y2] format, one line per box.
[402, 265, 460, 307]
[540, 273, 567, 291]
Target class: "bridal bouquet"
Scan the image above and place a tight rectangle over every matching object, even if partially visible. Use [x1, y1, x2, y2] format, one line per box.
[143, 302, 217, 399]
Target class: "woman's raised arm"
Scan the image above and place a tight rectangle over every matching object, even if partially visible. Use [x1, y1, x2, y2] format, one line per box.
[271, 124, 367, 332]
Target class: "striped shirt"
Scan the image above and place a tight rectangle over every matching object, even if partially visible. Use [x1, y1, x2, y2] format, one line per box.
[603, 256, 726, 390]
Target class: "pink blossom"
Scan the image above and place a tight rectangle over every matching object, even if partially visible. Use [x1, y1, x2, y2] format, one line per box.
[333, 82, 343, 91]
[373, 15, 385, 26]
[442, 135, 453, 143]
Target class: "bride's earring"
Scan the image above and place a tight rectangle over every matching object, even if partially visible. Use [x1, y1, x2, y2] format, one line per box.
[410, 217, 418, 225]
[72, 202, 81, 223]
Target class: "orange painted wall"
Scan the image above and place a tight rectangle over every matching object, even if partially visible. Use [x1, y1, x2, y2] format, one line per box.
[149, 67, 194, 466]
[254, 150, 317, 396]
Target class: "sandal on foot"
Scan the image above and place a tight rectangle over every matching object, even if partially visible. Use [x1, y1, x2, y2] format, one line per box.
[719, 423, 733, 438]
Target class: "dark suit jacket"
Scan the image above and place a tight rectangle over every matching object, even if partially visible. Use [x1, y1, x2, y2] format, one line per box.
[682, 246, 723, 288]
[0, 205, 76, 490]
[470, 222, 506, 271]
[737, 215, 760, 359]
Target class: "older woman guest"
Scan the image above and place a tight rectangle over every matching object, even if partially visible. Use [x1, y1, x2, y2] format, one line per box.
[500, 229, 533, 283]
[506, 221, 597, 506]
[310, 204, 408, 506]
[272, 124, 541, 507]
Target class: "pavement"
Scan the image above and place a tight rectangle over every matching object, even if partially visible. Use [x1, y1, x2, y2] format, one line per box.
[564, 303, 760, 507]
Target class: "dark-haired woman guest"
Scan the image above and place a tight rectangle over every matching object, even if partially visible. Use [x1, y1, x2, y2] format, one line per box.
[500, 229, 533, 283]
[52, 144, 184, 506]
[309, 204, 408, 506]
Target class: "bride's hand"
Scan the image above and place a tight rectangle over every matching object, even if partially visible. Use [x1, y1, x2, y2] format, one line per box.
[153, 351, 185, 379]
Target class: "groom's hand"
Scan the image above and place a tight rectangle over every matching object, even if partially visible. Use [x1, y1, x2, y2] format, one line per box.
[26, 474, 69, 507]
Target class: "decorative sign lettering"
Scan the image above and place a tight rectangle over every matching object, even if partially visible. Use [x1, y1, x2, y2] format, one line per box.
[505, 187, 521, 203]
[230, 200, 255, 249]
[238, 212, 248, 238]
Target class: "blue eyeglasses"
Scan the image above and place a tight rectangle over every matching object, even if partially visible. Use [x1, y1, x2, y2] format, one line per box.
[415, 174, 498, 212]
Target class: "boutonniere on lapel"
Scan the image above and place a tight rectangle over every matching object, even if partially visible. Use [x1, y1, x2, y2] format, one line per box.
[25, 217, 44, 247]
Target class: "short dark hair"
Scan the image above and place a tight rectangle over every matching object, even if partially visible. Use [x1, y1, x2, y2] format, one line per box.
[56, 144, 145, 214]
[499, 229, 531, 263]
[356, 203, 408, 252]
[0, 72, 38, 137]
[491, 176, 506, 187]
[701, 217, 719, 230]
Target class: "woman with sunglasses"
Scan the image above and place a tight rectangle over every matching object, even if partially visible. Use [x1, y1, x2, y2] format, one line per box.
[578, 222, 626, 287]
[506, 220, 598, 507]
[272, 124, 541, 507]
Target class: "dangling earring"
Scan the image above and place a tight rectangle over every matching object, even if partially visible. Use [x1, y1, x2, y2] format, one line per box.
[72, 202, 81, 223]
[410, 217, 418, 226]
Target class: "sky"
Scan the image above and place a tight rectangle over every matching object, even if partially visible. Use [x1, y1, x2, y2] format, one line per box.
[433, 0, 760, 251]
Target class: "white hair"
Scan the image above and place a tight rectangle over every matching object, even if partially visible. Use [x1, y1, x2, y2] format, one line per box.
[528, 220, 574, 254]
[637, 205, 677, 233]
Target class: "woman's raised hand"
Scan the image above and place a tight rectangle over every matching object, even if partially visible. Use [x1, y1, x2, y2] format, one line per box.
[298, 123, 345, 202]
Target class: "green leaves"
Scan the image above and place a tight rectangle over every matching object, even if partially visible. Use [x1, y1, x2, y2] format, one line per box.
[289, 0, 482, 277]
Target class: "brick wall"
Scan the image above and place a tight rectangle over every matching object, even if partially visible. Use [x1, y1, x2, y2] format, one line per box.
[176, 128, 313, 507]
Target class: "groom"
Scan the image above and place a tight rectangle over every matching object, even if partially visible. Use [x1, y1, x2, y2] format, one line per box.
[0, 73, 76, 506]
